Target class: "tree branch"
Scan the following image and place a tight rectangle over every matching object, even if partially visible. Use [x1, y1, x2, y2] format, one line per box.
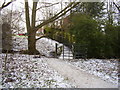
[31, 1, 38, 29]
[35, 2, 80, 31]
[36, 35, 48, 41]
[36, 2, 59, 11]
[113, 2, 120, 13]
[0, 0, 16, 10]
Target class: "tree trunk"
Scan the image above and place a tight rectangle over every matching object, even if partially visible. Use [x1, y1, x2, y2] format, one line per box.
[27, 1, 39, 55]
[25, 1, 39, 55]
[28, 30, 39, 55]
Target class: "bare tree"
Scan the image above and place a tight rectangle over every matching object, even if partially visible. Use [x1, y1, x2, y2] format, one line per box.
[1, 8, 25, 34]
[24, 0, 79, 54]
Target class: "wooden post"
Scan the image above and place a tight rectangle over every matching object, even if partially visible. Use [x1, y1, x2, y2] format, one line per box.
[55, 43, 58, 58]
[72, 44, 75, 59]
[63, 45, 64, 60]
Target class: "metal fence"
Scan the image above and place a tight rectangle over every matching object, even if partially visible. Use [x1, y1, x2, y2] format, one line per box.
[55, 43, 87, 60]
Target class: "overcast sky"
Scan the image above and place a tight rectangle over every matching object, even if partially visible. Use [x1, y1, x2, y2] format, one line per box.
[1, 0, 119, 11]
[0, 0, 69, 32]
[0, 0, 119, 32]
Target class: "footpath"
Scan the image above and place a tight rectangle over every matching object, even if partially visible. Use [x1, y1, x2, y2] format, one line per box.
[44, 58, 118, 88]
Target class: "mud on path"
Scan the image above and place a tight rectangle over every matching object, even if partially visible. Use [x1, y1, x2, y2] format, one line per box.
[44, 58, 118, 88]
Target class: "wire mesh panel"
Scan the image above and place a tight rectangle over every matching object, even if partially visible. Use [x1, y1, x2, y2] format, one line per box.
[72, 44, 87, 59]
[58, 43, 87, 60]
[60, 44, 73, 60]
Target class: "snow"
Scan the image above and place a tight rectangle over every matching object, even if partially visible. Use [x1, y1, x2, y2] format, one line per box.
[36, 37, 73, 59]
[1, 54, 75, 88]
[36, 38, 56, 57]
[59, 46, 73, 59]
[1, 36, 118, 88]
[67, 59, 118, 85]
[1, 36, 75, 88]
[12, 36, 28, 51]
[13, 36, 73, 59]
[36, 37, 118, 86]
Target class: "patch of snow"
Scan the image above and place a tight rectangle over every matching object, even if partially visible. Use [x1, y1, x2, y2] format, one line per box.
[13, 36, 73, 59]
[12, 36, 28, 51]
[36, 37, 73, 59]
[67, 59, 118, 85]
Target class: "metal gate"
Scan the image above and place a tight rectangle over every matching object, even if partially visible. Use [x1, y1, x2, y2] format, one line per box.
[55, 43, 87, 60]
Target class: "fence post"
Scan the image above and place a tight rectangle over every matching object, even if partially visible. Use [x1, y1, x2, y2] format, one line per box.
[63, 45, 64, 60]
[84, 48, 87, 60]
[55, 43, 57, 58]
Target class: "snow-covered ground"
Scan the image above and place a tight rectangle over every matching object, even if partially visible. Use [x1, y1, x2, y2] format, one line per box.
[13, 36, 73, 59]
[1, 36, 75, 88]
[36, 37, 73, 59]
[1, 36, 118, 88]
[36, 37, 118, 85]
[1, 54, 75, 88]
[67, 59, 118, 85]
[36, 38, 62, 57]
[12, 36, 28, 51]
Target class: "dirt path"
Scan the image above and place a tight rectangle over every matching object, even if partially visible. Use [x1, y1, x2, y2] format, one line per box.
[43, 58, 118, 88]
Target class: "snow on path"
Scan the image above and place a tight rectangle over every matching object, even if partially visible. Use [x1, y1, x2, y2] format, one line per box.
[44, 58, 118, 88]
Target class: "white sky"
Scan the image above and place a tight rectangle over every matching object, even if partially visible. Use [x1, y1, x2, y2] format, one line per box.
[0, 0, 68, 32]
[0, 0, 119, 32]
